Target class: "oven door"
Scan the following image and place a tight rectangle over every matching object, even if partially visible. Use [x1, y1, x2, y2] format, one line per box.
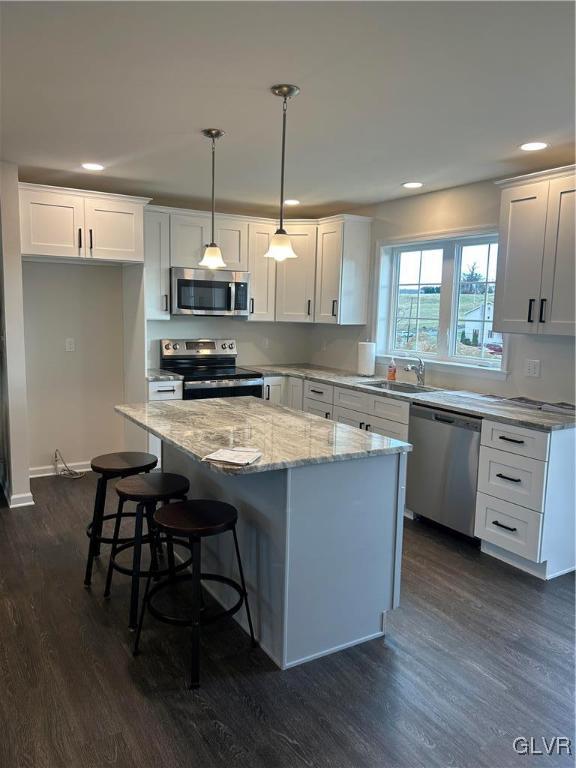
[171, 269, 250, 316]
[183, 379, 263, 400]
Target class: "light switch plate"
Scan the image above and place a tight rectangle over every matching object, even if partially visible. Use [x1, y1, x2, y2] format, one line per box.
[65, 338, 75, 353]
[524, 359, 541, 377]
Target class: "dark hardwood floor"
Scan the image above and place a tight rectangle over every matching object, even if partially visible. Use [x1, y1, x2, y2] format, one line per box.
[0, 474, 573, 768]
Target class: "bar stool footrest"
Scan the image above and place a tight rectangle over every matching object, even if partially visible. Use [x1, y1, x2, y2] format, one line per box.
[86, 512, 139, 546]
[110, 538, 193, 578]
[146, 573, 244, 627]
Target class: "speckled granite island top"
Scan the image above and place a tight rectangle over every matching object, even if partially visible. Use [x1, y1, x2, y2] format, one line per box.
[116, 397, 411, 474]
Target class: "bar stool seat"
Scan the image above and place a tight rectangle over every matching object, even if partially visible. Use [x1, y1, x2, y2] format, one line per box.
[84, 451, 158, 588]
[133, 499, 256, 689]
[105, 472, 191, 629]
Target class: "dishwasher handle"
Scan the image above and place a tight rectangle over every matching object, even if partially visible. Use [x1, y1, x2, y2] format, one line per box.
[410, 404, 481, 432]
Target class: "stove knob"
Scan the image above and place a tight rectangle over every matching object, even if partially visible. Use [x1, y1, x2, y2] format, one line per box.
[164, 343, 171, 350]
[228, 343, 234, 349]
[221, 343, 227, 349]
[173, 343, 180, 351]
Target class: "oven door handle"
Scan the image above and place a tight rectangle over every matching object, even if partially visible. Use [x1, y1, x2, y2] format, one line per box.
[184, 378, 264, 389]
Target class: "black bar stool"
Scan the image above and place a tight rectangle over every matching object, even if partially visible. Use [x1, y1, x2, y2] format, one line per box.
[133, 499, 256, 689]
[84, 451, 158, 588]
[106, 472, 191, 629]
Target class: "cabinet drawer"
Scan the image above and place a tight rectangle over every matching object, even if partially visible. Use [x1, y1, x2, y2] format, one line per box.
[148, 381, 183, 400]
[366, 395, 409, 424]
[475, 492, 543, 561]
[303, 397, 333, 420]
[333, 386, 370, 413]
[477, 447, 546, 512]
[304, 380, 334, 404]
[481, 420, 549, 461]
[365, 415, 409, 442]
[333, 405, 366, 429]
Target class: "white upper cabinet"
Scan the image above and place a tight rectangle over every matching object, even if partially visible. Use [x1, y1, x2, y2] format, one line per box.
[493, 167, 575, 335]
[275, 224, 317, 323]
[248, 222, 277, 322]
[170, 213, 211, 268]
[20, 188, 85, 258]
[314, 216, 371, 325]
[215, 218, 249, 271]
[19, 184, 148, 262]
[539, 176, 575, 335]
[144, 210, 171, 320]
[84, 197, 144, 262]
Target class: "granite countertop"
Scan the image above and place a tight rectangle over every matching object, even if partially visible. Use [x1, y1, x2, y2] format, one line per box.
[116, 397, 411, 475]
[147, 368, 184, 382]
[259, 364, 576, 432]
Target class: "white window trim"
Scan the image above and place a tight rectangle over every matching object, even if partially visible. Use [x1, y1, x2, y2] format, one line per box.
[372, 233, 510, 378]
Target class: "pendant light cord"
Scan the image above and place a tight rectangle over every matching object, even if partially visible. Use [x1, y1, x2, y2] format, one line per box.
[279, 97, 288, 232]
[211, 137, 216, 245]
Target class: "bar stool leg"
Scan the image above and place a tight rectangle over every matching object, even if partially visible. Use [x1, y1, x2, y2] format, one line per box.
[104, 497, 125, 598]
[167, 534, 176, 580]
[129, 502, 145, 630]
[133, 554, 154, 656]
[84, 475, 107, 587]
[232, 526, 257, 647]
[145, 503, 160, 578]
[189, 537, 201, 690]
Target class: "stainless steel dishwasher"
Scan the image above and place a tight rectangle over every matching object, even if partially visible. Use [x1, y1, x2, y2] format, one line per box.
[406, 404, 481, 536]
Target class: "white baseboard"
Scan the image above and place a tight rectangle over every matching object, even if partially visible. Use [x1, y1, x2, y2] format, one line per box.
[481, 541, 575, 581]
[9, 491, 35, 508]
[30, 460, 91, 479]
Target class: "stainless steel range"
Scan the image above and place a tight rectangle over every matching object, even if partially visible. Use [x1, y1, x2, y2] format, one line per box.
[160, 339, 263, 400]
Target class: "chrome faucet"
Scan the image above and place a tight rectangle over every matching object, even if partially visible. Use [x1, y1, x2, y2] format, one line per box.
[404, 356, 426, 386]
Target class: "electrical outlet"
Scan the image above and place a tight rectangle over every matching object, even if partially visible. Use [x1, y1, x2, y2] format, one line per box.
[524, 359, 541, 378]
[65, 337, 75, 352]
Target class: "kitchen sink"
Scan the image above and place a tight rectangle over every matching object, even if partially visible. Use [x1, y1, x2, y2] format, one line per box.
[370, 381, 438, 393]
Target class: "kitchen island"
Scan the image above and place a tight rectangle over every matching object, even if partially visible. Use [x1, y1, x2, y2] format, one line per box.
[116, 397, 411, 669]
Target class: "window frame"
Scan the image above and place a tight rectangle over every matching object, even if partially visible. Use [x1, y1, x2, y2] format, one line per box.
[381, 233, 504, 370]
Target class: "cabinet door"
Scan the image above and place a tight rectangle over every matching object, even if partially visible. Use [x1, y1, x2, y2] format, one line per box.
[263, 376, 285, 404]
[286, 377, 304, 411]
[215, 218, 249, 271]
[493, 181, 549, 333]
[275, 225, 317, 323]
[314, 221, 342, 324]
[247, 223, 277, 321]
[170, 213, 211, 268]
[144, 211, 171, 320]
[84, 198, 144, 262]
[539, 175, 575, 335]
[20, 188, 85, 258]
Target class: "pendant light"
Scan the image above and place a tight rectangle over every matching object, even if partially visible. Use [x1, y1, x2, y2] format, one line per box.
[264, 84, 300, 261]
[198, 128, 227, 269]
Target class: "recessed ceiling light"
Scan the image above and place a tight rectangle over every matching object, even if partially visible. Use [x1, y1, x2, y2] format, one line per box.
[402, 182, 423, 189]
[82, 162, 104, 171]
[519, 142, 548, 152]
[284, 199, 300, 206]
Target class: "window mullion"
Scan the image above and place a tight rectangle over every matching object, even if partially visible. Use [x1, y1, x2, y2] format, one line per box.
[437, 240, 455, 361]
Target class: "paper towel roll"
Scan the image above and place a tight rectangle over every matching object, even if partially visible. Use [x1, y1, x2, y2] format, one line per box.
[357, 342, 376, 376]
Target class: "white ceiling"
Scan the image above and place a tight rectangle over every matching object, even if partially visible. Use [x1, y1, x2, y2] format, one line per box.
[1, 1, 574, 217]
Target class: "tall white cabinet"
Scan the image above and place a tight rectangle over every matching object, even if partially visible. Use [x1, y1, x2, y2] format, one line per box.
[493, 166, 575, 335]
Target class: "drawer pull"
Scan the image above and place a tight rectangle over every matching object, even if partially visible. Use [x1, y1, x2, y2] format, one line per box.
[156, 387, 176, 393]
[359, 422, 365, 429]
[492, 520, 518, 533]
[434, 415, 454, 424]
[498, 435, 525, 445]
[365, 424, 371, 432]
[310, 388, 324, 395]
[496, 472, 521, 483]
[325, 412, 330, 419]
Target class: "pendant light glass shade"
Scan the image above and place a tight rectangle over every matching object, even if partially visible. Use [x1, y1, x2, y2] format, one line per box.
[199, 244, 226, 269]
[198, 128, 226, 269]
[267, 84, 300, 262]
[264, 230, 297, 261]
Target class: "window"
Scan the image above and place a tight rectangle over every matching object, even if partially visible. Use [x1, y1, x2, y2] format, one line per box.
[378, 234, 502, 368]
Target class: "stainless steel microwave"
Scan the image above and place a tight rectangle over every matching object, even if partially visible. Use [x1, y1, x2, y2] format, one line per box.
[170, 268, 250, 316]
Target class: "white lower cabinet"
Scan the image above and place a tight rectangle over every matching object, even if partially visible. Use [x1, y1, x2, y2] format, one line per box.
[286, 377, 304, 410]
[475, 492, 543, 561]
[263, 376, 285, 405]
[477, 446, 546, 512]
[303, 398, 333, 419]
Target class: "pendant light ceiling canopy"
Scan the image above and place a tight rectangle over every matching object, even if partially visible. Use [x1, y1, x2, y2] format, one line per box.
[264, 84, 300, 262]
[198, 128, 227, 269]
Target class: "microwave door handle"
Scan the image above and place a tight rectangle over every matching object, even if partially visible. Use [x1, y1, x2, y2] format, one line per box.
[228, 282, 236, 312]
